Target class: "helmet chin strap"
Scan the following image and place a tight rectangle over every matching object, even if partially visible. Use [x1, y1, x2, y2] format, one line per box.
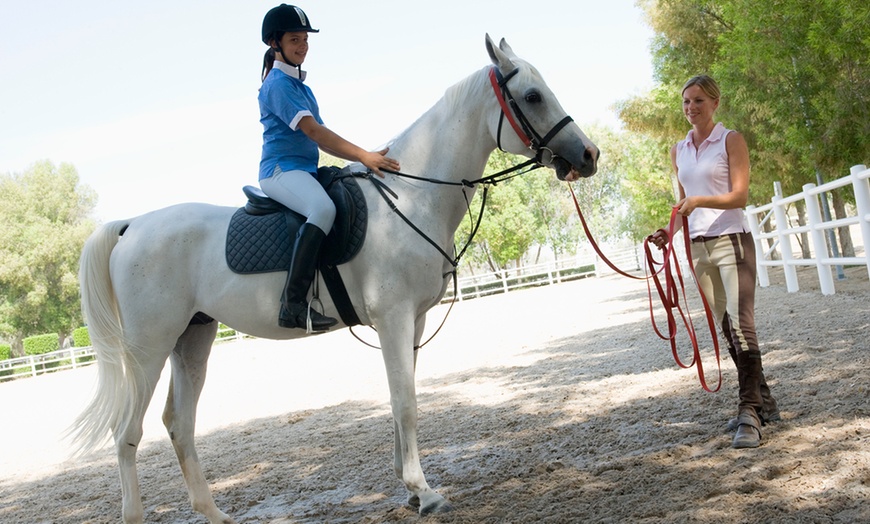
[277, 47, 303, 78]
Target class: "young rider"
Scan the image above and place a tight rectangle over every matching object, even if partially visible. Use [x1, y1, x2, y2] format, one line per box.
[258, 4, 400, 331]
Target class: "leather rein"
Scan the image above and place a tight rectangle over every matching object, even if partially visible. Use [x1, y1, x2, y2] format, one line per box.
[567, 186, 722, 392]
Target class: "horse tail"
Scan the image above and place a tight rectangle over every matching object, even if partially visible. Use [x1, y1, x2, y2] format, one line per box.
[69, 219, 135, 455]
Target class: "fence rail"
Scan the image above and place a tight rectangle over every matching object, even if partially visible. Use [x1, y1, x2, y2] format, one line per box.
[442, 247, 642, 302]
[0, 325, 245, 383]
[0, 346, 97, 382]
[745, 164, 870, 294]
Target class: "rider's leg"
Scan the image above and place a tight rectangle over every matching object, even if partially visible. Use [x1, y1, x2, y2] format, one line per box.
[260, 168, 337, 331]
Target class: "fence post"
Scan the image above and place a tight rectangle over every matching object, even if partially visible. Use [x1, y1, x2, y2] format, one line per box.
[771, 194, 799, 292]
[745, 204, 770, 287]
[850, 164, 870, 282]
[803, 183, 836, 295]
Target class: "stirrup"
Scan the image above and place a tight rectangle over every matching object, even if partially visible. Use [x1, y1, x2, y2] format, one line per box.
[279, 300, 337, 332]
[304, 297, 338, 333]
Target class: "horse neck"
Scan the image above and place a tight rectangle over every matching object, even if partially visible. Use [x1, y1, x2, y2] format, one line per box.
[390, 67, 497, 185]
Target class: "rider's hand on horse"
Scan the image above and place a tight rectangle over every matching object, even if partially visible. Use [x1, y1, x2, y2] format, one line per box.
[362, 148, 400, 178]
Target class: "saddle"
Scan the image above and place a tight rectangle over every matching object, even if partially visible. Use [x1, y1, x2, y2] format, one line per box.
[225, 166, 367, 325]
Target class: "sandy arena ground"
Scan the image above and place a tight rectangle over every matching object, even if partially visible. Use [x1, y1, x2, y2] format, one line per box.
[1, 267, 868, 523]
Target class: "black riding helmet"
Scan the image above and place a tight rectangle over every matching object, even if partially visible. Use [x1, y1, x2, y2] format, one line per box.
[262, 4, 319, 45]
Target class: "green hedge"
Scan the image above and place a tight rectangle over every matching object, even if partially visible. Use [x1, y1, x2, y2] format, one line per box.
[23, 333, 59, 356]
[0, 344, 10, 361]
[72, 326, 91, 347]
[217, 323, 236, 338]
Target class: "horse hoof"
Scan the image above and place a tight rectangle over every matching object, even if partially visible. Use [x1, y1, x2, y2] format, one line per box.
[407, 494, 420, 509]
[420, 498, 453, 516]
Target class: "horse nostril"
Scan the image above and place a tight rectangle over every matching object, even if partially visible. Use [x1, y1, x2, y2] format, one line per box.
[584, 146, 599, 163]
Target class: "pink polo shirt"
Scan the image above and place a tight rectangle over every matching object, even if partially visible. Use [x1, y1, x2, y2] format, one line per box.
[676, 122, 749, 238]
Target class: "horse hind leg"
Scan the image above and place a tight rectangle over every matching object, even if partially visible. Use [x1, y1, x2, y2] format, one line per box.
[114, 346, 174, 523]
[162, 320, 236, 524]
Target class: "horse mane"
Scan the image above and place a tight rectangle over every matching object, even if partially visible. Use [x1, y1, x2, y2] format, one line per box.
[442, 65, 492, 113]
[385, 65, 494, 150]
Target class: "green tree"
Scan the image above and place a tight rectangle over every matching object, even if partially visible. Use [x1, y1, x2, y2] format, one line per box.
[455, 132, 630, 274]
[716, 0, 869, 179]
[610, 131, 677, 241]
[456, 151, 539, 273]
[517, 168, 581, 262]
[0, 161, 97, 355]
[714, 0, 869, 254]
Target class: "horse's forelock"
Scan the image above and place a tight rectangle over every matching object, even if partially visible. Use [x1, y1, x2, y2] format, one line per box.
[512, 59, 544, 86]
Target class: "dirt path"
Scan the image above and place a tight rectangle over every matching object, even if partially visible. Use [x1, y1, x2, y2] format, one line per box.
[1, 268, 868, 523]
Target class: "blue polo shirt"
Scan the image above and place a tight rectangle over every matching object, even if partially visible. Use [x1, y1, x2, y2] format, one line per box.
[258, 62, 323, 180]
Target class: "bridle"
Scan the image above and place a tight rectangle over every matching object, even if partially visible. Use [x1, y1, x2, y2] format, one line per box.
[488, 66, 575, 166]
[348, 65, 578, 350]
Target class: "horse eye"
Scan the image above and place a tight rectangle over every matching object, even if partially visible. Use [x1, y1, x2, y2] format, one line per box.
[524, 90, 542, 104]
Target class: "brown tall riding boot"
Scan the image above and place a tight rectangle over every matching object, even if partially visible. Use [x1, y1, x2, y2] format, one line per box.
[732, 350, 764, 449]
[724, 337, 779, 429]
[727, 371, 780, 429]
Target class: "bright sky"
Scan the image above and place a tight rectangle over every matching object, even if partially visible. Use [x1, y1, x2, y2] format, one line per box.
[0, 0, 654, 221]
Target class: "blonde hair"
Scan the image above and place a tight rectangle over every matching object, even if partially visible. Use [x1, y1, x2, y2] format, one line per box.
[681, 75, 720, 100]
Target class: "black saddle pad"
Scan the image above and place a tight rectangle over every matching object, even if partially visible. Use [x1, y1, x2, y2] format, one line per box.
[225, 167, 367, 274]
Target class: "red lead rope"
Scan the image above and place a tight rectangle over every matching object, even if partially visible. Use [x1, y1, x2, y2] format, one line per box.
[568, 185, 722, 392]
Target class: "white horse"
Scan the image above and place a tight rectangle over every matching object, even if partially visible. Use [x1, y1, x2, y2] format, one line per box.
[73, 35, 598, 523]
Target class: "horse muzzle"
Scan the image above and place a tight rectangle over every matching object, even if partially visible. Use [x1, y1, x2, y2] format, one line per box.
[550, 144, 599, 181]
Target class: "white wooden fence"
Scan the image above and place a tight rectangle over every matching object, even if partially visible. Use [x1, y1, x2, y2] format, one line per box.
[442, 247, 641, 302]
[745, 164, 870, 294]
[0, 325, 245, 383]
[0, 346, 97, 382]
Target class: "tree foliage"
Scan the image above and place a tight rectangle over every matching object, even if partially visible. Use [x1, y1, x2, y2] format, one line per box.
[455, 151, 542, 272]
[606, 130, 677, 242]
[456, 137, 630, 273]
[0, 161, 97, 353]
[619, 0, 869, 204]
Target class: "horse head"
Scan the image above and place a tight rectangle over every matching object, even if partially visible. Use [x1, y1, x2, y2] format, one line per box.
[486, 34, 599, 181]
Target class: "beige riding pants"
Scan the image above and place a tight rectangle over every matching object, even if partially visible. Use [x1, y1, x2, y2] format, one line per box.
[690, 232, 759, 355]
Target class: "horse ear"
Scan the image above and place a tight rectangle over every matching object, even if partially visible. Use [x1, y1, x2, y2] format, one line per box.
[498, 38, 517, 59]
[485, 33, 514, 72]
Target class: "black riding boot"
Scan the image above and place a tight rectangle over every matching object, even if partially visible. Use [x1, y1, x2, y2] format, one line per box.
[732, 350, 764, 449]
[279, 223, 338, 331]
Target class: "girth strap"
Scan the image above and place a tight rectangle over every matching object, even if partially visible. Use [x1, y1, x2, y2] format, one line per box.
[319, 263, 361, 326]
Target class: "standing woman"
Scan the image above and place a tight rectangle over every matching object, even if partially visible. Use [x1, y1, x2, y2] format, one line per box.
[258, 4, 400, 331]
[652, 75, 780, 448]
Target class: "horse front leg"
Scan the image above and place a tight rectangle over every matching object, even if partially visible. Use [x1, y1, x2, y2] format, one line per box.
[162, 321, 235, 524]
[381, 313, 451, 515]
[394, 347, 421, 509]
